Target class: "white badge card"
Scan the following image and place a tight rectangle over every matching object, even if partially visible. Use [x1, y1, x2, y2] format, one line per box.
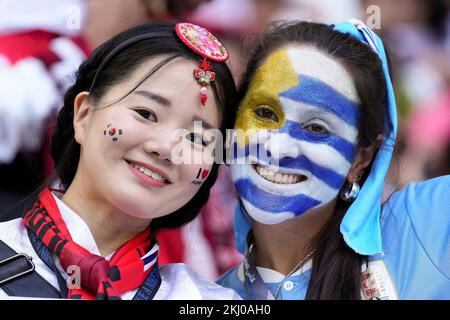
[361, 260, 398, 300]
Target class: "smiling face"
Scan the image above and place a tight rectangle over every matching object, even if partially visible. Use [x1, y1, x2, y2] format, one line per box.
[230, 46, 360, 224]
[74, 55, 220, 221]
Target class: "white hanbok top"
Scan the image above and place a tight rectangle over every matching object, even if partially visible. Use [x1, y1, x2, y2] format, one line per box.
[0, 193, 241, 300]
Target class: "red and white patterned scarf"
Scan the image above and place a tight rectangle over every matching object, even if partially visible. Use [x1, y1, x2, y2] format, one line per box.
[23, 188, 159, 300]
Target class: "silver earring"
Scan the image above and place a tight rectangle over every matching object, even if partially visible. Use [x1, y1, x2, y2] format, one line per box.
[340, 181, 360, 202]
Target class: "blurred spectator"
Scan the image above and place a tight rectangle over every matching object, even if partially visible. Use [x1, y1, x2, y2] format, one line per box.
[0, 0, 90, 220]
[359, 0, 450, 187]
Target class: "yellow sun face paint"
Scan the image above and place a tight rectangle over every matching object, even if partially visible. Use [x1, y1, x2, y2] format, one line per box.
[235, 48, 299, 147]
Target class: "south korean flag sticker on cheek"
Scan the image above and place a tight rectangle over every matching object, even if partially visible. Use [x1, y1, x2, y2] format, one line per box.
[104, 123, 123, 142]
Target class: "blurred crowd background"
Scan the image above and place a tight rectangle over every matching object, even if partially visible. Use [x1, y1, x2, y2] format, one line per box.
[0, 0, 449, 281]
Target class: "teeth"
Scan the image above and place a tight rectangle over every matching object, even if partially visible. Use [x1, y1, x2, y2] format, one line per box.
[131, 162, 166, 182]
[255, 165, 304, 184]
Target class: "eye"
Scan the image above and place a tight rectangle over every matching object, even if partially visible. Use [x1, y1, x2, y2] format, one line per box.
[304, 123, 329, 134]
[254, 106, 279, 122]
[186, 133, 207, 146]
[134, 108, 157, 122]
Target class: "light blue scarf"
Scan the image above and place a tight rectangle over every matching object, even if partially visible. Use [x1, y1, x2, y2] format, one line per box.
[333, 19, 397, 255]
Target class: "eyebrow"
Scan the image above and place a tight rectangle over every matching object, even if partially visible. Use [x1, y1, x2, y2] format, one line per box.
[134, 90, 172, 108]
[192, 116, 215, 131]
[280, 74, 359, 126]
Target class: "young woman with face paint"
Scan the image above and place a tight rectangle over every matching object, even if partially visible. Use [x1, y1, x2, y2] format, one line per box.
[0, 22, 241, 300]
[218, 20, 450, 300]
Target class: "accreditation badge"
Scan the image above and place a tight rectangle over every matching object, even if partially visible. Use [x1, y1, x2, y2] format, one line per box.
[361, 260, 398, 300]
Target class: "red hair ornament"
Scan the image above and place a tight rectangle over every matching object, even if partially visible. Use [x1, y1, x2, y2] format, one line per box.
[175, 23, 228, 106]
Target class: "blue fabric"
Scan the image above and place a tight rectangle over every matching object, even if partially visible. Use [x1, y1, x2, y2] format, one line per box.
[217, 262, 312, 300]
[221, 176, 450, 299]
[377, 176, 450, 298]
[234, 203, 251, 254]
[332, 20, 398, 255]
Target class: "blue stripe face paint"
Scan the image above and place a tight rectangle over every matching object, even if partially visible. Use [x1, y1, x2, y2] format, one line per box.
[230, 46, 360, 225]
[279, 120, 356, 163]
[280, 74, 359, 127]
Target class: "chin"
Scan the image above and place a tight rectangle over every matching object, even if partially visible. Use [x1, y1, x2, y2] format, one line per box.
[107, 191, 154, 219]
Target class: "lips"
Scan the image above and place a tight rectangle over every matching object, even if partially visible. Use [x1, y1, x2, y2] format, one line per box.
[125, 160, 172, 184]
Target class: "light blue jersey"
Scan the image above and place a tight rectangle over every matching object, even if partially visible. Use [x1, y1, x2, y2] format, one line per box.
[218, 176, 450, 299]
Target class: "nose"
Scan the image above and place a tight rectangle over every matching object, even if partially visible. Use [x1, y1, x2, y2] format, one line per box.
[143, 136, 174, 165]
[264, 132, 301, 161]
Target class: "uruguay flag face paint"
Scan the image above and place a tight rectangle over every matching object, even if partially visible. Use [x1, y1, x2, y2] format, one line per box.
[230, 46, 360, 224]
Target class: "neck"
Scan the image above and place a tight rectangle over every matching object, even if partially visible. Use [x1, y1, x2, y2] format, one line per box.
[61, 175, 151, 257]
[251, 200, 336, 276]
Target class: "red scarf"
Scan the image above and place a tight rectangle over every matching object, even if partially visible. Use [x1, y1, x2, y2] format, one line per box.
[23, 188, 158, 300]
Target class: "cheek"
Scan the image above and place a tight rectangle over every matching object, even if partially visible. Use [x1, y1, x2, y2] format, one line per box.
[181, 163, 213, 186]
[102, 124, 125, 142]
[81, 121, 142, 178]
[299, 140, 354, 197]
[303, 138, 355, 170]
[94, 119, 140, 152]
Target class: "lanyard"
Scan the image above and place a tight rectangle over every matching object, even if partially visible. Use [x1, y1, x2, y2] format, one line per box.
[27, 228, 161, 300]
[28, 228, 68, 298]
[133, 263, 161, 300]
[243, 245, 276, 300]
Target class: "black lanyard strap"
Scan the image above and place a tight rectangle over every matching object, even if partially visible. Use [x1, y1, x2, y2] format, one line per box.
[0, 238, 62, 298]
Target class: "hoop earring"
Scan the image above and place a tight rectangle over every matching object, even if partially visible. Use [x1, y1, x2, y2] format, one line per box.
[340, 181, 360, 202]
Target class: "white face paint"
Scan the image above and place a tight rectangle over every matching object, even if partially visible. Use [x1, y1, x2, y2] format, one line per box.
[231, 46, 360, 224]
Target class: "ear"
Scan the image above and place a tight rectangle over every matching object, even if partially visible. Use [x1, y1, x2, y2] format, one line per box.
[346, 134, 383, 183]
[73, 91, 93, 145]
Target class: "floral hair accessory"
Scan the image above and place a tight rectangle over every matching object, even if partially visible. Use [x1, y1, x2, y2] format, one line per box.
[175, 22, 229, 105]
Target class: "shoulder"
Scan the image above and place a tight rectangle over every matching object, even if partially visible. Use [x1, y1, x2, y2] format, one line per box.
[383, 175, 450, 230]
[381, 175, 450, 279]
[157, 263, 241, 300]
[385, 175, 449, 210]
[0, 217, 61, 296]
[0, 218, 27, 249]
[216, 263, 247, 299]
[217, 263, 243, 286]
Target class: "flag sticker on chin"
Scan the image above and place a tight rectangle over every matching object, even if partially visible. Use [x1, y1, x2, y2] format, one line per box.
[192, 168, 209, 185]
[361, 260, 398, 300]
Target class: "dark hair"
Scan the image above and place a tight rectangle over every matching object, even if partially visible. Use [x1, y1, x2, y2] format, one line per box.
[240, 21, 388, 299]
[50, 21, 237, 231]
